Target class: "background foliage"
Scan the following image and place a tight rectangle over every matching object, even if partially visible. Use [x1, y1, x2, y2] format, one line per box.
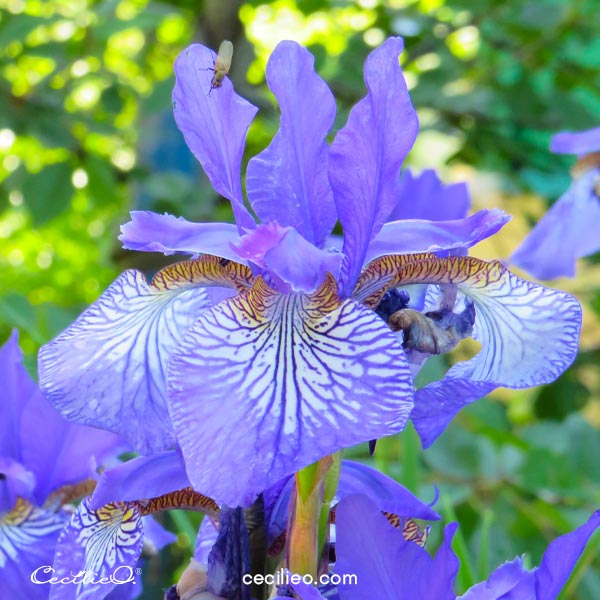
[1, 0, 599, 597]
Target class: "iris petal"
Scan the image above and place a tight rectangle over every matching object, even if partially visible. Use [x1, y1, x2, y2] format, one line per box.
[38, 265, 216, 454]
[50, 499, 143, 600]
[365, 209, 509, 265]
[119, 211, 244, 260]
[246, 41, 336, 247]
[390, 169, 470, 222]
[329, 37, 418, 296]
[90, 451, 190, 509]
[233, 224, 343, 293]
[510, 168, 600, 279]
[411, 379, 497, 449]
[173, 44, 258, 232]
[357, 255, 580, 388]
[267, 460, 438, 549]
[334, 495, 458, 600]
[0, 500, 66, 599]
[168, 275, 413, 507]
[550, 126, 600, 155]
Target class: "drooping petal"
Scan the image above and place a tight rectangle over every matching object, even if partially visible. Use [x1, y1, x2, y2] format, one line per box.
[356, 255, 581, 388]
[119, 212, 244, 260]
[335, 495, 458, 600]
[246, 41, 336, 247]
[168, 275, 413, 507]
[0, 500, 67, 600]
[390, 169, 470, 222]
[411, 379, 497, 449]
[50, 499, 143, 600]
[173, 44, 258, 232]
[233, 223, 343, 293]
[365, 209, 510, 265]
[329, 37, 418, 296]
[90, 451, 191, 509]
[550, 126, 600, 155]
[38, 263, 220, 454]
[510, 168, 600, 279]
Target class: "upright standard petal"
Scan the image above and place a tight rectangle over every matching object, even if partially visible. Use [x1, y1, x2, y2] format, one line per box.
[356, 255, 581, 388]
[550, 126, 600, 155]
[38, 263, 221, 454]
[168, 275, 413, 507]
[389, 169, 470, 222]
[246, 41, 336, 247]
[365, 209, 509, 265]
[119, 212, 244, 260]
[510, 168, 600, 279]
[0, 330, 39, 459]
[329, 37, 418, 296]
[173, 44, 258, 232]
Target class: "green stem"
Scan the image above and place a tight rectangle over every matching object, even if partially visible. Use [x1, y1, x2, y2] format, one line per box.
[287, 455, 334, 577]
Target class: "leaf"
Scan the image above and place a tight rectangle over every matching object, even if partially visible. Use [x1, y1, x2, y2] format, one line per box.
[22, 163, 73, 225]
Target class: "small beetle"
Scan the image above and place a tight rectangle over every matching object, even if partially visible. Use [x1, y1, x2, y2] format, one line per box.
[210, 40, 233, 92]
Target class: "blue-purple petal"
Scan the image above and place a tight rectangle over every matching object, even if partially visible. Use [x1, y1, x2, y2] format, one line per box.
[0, 330, 39, 459]
[168, 277, 413, 507]
[142, 516, 177, 553]
[38, 269, 212, 454]
[90, 451, 190, 510]
[268, 460, 438, 548]
[510, 168, 600, 279]
[460, 510, 600, 599]
[50, 499, 143, 600]
[365, 209, 509, 264]
[533, 509, 600, 600]
[411, 379, 497, 449]
[335, 494, 458, 600]
[119, 211, 244, 261]
[0, 503, 67, 600]
[173, 44, 258, 232]
[550, 126, 600, 155]
[329, 37, 418, 296]
[390, 169, 470, 222]
[246, 41, 336, 247]
[233, 223, 342, 293]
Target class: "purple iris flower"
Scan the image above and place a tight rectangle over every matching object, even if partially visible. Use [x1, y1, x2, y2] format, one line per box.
[511, 126, 600, 280]
[38, 38, 580, 508]
[276, 494, 600, 600]
[48, 451, 207, 600]
[0, 331, 127, 599]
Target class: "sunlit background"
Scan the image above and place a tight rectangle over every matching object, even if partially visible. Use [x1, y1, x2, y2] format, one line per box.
[1, 0, 599, 597]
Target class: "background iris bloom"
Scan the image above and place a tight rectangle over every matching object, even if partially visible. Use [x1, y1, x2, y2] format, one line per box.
[0, 332, 126, 599]
[511, 126, 600, 280]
